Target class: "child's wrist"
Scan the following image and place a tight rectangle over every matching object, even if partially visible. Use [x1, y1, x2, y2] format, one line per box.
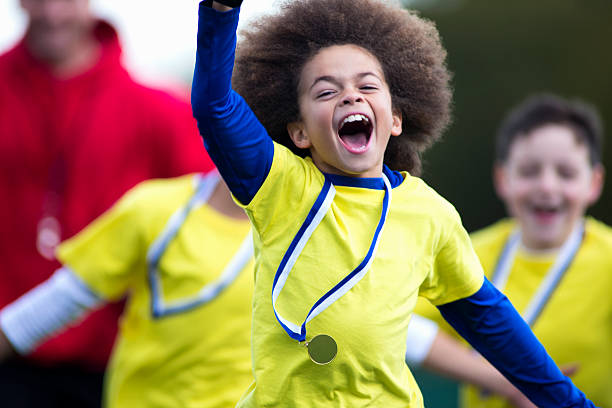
[210, 0, 243, 9]
[0, 329, 17, 360]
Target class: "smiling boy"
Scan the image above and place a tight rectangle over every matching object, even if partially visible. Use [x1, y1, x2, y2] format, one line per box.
[190, 1, 596, 406]
[494, 96, 604, 250]
[412, 94, 611, 407]
[287, 44, 403, 177]
[464, 94, 610, 407]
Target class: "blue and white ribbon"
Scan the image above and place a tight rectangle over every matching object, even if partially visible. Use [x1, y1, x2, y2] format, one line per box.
[272, 175, 392, 342]
[147, 171, 252, 318]
[490, 220, 584, 326]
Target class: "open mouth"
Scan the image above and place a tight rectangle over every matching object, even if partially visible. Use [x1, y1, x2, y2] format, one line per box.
[529, 203, 563, 223]
[337, 114, 373, 154]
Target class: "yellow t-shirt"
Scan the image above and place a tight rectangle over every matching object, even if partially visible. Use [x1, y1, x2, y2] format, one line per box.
[416, 217, 612, 408]
[237, 144, 484, 407]
[56, 174, 254, 408]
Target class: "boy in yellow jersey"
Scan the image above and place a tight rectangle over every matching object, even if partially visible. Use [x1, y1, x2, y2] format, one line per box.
[0, 171, 254, 408]
[191, 1, 596, 406]
[412, 93, 610, 407]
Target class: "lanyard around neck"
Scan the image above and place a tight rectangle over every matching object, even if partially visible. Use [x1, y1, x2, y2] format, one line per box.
[490, 220, 584, 326]
[272, 174, 392, 342]
[147, 171, 253, 318]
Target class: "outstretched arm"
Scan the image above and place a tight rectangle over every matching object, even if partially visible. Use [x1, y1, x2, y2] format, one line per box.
[0, 268, 103, 360]
[191, 1, 273, 205]
[437, 278, 595, 408]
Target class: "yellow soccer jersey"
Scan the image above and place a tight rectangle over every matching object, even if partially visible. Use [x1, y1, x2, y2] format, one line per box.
[416, 218, 612, 408]
[56, 173, 254, 408]
[236, 144, 484, 408]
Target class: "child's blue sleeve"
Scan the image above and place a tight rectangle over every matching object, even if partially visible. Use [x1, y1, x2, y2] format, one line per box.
[191, 1, 274, 205]
[437, 278, 595, 408]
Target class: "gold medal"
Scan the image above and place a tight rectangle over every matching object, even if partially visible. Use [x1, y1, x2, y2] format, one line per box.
[306, 334, 337, 365]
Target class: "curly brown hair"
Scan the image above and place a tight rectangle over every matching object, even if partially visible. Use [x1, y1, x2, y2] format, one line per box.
[233, 0, 452, 175]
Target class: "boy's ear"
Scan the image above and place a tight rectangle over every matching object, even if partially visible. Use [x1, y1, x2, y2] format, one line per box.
[493, 164, 508, 200]
[287, 121, 312, 149]
[587, 163, 605, 204]
[390, 109, 403, 137]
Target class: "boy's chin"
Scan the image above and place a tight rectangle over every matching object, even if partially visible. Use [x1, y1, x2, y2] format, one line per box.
[313, 154, 383, 178]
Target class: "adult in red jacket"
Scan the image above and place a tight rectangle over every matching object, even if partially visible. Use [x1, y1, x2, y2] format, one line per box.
[0, 0, 212, 406]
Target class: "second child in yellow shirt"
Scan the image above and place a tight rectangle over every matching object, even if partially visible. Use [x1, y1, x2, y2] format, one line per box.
[191, 1, 595, 406]
[0, 172, 254, 408]
[412, 94, 610, 407]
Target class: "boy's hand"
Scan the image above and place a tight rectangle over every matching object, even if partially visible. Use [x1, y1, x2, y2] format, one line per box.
[560, 363, 580, 377]
[212, 0, 241, 11]
[0, 330, 16, 361]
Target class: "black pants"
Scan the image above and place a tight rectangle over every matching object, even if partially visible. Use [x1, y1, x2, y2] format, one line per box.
[0, 359, 103, 408]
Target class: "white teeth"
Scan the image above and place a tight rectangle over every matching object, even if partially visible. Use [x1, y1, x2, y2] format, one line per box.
[341, 114, 369, 126]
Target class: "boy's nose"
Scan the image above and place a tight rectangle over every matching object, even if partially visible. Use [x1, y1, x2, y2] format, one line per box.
[537, 170, 560, 193]
[340, 93, 364, 106]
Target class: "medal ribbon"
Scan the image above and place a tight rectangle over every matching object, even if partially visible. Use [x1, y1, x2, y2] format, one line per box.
[272, 174, 392, 342]
[490, 220, 584, 326]
[147, 171, 253, 318]
[479, 220, 585, 398]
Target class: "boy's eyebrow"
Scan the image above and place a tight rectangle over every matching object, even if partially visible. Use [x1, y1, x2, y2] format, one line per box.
[356, 72, 382, 81]
[308, 72, 382, 91]
[309, 76, 340, 91]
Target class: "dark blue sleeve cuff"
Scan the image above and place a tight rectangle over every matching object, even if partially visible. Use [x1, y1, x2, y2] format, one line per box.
[437, 278, 595, 407]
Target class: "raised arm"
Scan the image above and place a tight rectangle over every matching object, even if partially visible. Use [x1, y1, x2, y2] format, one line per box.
[191, 1, 273, 205]
[437, 278, 595, 408]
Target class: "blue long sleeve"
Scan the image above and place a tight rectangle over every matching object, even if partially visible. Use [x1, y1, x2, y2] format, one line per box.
[438, 278, 596, 407]
[191, 2, 273, 204]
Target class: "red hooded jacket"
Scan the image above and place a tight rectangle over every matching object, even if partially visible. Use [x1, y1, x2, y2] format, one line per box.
[0, 21, 212, 369]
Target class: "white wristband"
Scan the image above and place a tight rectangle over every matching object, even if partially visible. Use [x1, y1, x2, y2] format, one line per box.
[0, 267, 103, 354]
[405, 314, 439, 366]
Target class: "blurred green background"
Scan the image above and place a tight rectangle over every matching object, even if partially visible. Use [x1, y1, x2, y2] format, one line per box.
[405, 0, 612, 232]
[401, 0, 612, 406]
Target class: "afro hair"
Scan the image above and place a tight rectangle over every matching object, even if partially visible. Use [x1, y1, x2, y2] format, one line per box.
[233, 0, 452, 175]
